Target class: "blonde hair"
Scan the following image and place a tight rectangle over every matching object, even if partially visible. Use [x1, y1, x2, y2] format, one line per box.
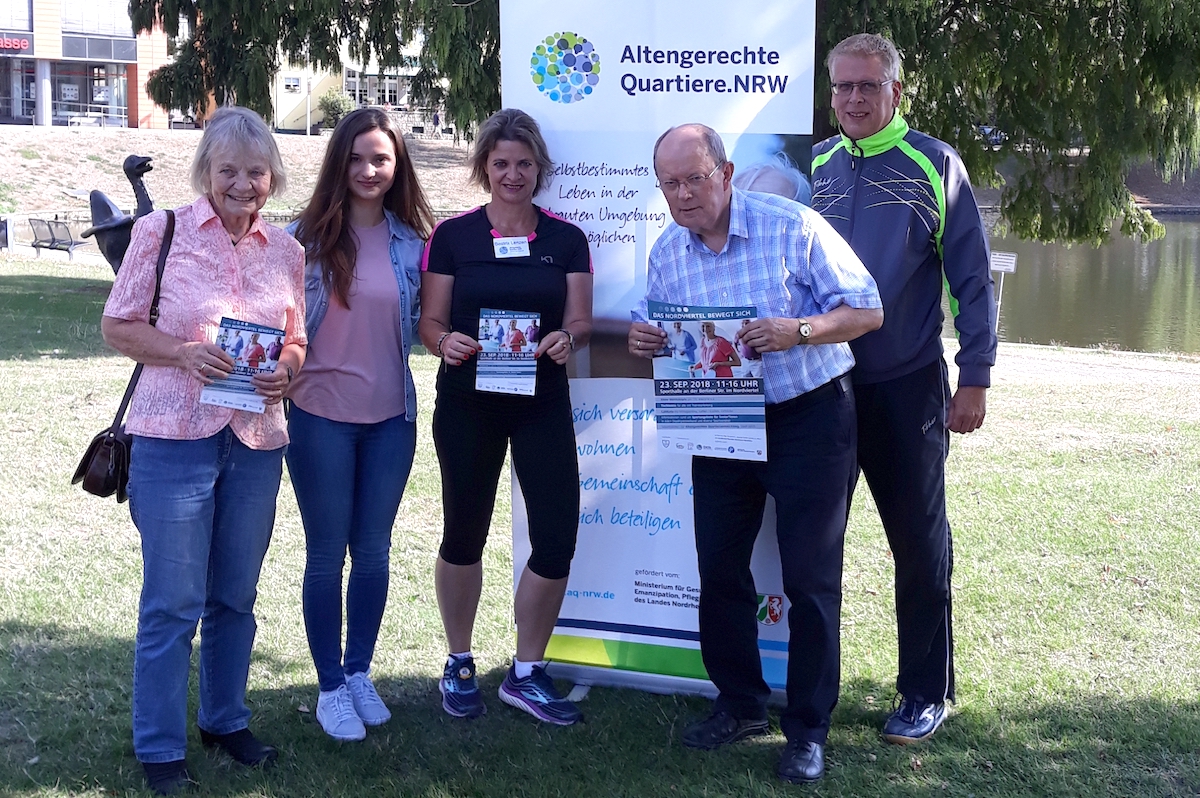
[826, 34, 902, 82]
[469, 109, 555, 196]
[190, 106, 287, 197]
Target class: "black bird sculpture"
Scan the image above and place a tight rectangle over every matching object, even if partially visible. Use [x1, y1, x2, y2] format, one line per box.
[81, 154, 156, 274]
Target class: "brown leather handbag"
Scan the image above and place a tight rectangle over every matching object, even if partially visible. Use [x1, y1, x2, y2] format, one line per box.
[72, 211, 174, 502]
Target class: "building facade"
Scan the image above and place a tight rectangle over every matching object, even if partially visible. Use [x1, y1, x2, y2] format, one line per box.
[272, 48, 420, 133]
[0, 0, 172, 128]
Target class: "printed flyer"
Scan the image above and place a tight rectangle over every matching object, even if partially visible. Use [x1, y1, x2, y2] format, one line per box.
[648, 301, 766, 462]
[199, 317, 284, 414]
[476, 309, 540, 396]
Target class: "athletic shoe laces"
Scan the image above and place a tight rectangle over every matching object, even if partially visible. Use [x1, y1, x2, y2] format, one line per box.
[523, 667, 565, 704]
[327, 686, 359, 724]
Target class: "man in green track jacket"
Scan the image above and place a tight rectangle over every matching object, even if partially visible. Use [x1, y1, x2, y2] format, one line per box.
[810, 33, 997, 745]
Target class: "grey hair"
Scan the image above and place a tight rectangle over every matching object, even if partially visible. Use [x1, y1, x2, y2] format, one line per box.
[732, 153, 812, 205]
[652, 124, 728, 172]
[826, 33, 902, 83]
[469, 108, 555, 196]
[190, 106, 287, 197]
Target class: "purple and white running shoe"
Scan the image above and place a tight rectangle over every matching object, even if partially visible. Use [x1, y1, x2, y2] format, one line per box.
[498, 665, 582, 725]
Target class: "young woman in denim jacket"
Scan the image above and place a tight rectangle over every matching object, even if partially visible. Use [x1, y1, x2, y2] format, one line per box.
[287, 108, 434, 741]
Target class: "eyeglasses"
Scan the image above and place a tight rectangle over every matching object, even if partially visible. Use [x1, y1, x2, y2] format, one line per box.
[656, 162, 725, 194]
[831, 79, 895, 97]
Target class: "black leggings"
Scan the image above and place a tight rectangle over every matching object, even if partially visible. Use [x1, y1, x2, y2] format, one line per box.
[432, 381, 580, 580]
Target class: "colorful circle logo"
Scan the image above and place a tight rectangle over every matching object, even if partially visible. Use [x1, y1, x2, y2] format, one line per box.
[531, 32, 600, 104]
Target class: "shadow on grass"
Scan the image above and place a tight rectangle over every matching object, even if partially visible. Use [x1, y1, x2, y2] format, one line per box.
[1, 620, 1197, 797]
[0, 274, 116, 361]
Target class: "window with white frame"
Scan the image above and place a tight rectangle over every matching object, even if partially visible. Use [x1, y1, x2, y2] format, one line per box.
[61, 0, 134, 37]
[1, 0, 31, 30]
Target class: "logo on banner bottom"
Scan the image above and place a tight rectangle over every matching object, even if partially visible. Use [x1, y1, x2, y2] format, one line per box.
[531, 31, 601, 104]
[757, 594, 784, 625]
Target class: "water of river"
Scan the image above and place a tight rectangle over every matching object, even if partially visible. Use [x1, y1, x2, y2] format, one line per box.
[26, 212, 1200, 355]
[990, 216, 1200, 354]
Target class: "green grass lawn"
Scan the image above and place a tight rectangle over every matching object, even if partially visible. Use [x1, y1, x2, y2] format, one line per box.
[1, 254, 1198, 796]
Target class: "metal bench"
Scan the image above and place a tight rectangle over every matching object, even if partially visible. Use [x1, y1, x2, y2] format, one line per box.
[30, 218, 84, 260]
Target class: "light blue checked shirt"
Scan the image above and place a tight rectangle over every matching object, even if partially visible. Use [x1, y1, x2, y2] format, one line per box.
[638, 189, 882, 405]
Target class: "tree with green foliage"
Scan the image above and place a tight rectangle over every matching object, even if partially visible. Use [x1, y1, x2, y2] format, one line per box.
[131, 0, 1200, 244]
[130, 0, 283, 122]
[128, 0, 498, 135]
[818, 0, 1200, 244]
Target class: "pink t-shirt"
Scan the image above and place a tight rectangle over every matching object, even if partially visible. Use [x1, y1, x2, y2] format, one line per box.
[103, 196, 307, 450]
[289, 220, 406, 423]
[698, 335, 737, 378]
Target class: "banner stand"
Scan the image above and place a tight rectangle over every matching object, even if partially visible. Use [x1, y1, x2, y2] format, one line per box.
[501, 0, 817, 703]
[547, 661, 788, 706]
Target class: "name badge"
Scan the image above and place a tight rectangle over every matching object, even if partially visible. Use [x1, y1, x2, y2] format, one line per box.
[493, 236, 530, 259]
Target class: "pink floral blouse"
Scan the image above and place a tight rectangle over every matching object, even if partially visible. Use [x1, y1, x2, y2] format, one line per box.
[104, 196, 307, 450]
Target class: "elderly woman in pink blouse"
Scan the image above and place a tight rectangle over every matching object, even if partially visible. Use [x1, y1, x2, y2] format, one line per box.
[101, 106, 306, 796]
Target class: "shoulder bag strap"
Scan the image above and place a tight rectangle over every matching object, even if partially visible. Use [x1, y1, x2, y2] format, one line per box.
[110, 210, 175, 429]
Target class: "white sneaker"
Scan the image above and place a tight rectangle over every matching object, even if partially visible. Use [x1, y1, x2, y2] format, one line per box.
[316, 685, 367, 741]
[346, 671, 392, 726]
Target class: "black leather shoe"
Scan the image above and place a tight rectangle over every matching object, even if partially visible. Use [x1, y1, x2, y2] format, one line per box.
[777, 739, 825, 783]
[198, 727, 278, 767]
[142, 759, 193, 795]
[681, 710, 769, 750]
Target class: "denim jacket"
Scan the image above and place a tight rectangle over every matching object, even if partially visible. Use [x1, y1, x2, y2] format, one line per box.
[287, 211, 423, 423]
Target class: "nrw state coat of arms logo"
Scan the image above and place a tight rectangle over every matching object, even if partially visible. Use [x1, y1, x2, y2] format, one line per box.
[756, 594, 784, 625]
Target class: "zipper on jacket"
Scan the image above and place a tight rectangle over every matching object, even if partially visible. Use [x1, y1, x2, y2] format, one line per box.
[847, 141, 865, 236]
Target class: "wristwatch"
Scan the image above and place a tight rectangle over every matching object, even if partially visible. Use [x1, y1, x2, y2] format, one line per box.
[797, 319, 813, 343]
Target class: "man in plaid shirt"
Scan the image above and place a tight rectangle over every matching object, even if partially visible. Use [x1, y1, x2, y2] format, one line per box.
[628, 124, 882, 785]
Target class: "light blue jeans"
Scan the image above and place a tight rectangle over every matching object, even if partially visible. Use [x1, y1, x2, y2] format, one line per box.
[286, 406, 416, 692]
[128, 428, 282, 763]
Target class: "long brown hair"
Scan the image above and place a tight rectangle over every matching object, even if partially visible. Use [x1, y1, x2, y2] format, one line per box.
[294, 108, 435, 307]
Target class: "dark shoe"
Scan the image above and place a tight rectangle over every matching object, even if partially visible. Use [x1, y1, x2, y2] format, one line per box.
[498, 664, 584, 726]
[439, 654, 486, 719]
[883, 698, 946, 744]
[198, 727, 278, 767]
[681, 710, 769, 750]
[142, 759, 193, 795]
[777, 739, 825, 783]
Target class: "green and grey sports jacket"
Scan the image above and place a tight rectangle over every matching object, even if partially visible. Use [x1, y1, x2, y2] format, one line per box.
[811, 113, 996, 388]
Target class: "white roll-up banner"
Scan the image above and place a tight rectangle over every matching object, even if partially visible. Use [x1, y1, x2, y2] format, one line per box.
[501, 0, 816, 697]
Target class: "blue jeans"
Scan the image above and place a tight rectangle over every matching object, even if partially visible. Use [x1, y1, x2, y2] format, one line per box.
[128, 428, 283, 763]
[286, 406, 417, 692]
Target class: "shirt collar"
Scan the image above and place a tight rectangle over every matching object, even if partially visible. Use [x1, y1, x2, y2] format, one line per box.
[840, 112, 909, 156]
[383, 208, 420, 242]
[196, 194, 269, 243]
[685, 189, 748, 255]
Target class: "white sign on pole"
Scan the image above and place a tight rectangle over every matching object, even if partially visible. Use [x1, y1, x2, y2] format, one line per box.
[990, 250, 1017, 273]
[501, 0, 816, 697]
